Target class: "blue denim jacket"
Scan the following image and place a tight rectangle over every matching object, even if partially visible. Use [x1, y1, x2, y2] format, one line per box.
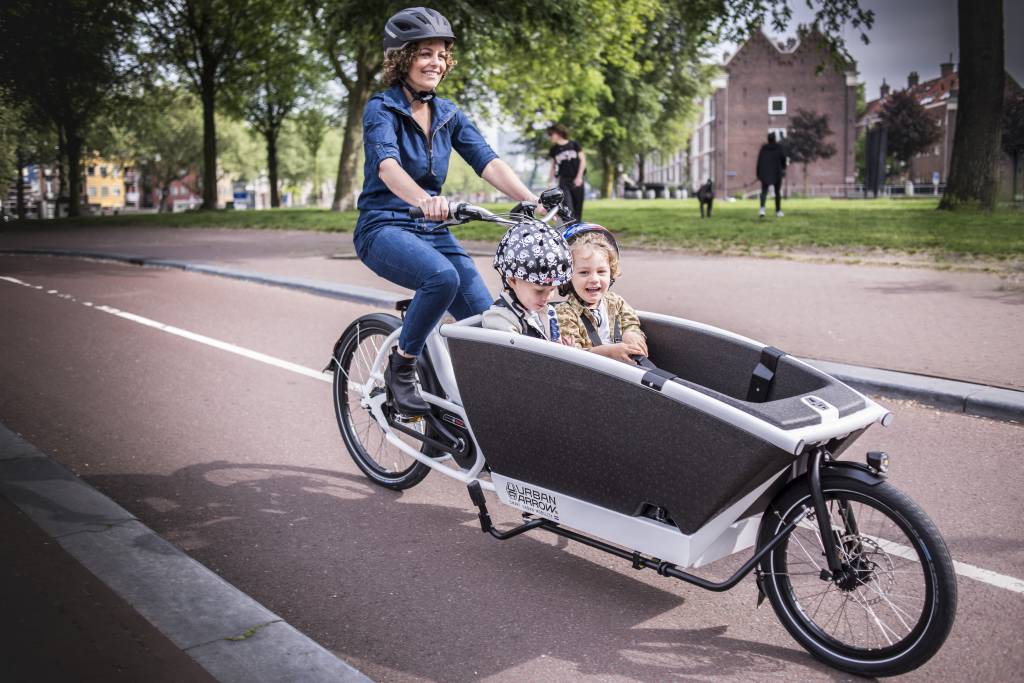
[355, 84, 498, 235]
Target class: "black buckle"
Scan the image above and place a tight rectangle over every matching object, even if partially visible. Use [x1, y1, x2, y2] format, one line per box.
[746, 346, 785, 402]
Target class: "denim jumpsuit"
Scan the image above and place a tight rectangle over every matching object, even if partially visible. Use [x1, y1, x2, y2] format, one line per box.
[354, 85, 498, 356]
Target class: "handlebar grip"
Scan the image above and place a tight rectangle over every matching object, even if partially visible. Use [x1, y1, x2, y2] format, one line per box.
[408, 206, 425, 219]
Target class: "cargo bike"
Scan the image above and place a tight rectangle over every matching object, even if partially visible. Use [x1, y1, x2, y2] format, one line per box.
[328, 201, 956, 677]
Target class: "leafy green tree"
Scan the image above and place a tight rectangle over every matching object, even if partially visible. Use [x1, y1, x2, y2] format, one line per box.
[237, 10, 322, 208]
[786, 108, 837, 195]
[0, 0, 135, 217]
[294, 97, 338, 206]
[139, 0, 275, 210]
[879, 90, 940, 171]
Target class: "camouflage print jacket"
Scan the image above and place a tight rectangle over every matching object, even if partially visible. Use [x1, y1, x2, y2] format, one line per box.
[554, 290, 645, 350]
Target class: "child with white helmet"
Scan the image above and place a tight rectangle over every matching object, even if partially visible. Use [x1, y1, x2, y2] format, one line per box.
[482, 219, 574, 341]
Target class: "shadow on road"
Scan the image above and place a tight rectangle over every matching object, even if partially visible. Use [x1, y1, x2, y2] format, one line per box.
[84, 460, 854, 681]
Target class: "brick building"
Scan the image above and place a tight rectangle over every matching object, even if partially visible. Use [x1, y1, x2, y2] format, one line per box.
[859, 62, 1022, 196]
[687, 30, 858, 198]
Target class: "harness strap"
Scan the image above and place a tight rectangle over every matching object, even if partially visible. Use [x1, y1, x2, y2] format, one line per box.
[493, 297, 547, 340]
[746, 345, 786, 403]
[579, 307, 620, 347]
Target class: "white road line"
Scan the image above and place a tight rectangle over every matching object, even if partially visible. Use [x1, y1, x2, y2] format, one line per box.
[5, 273, 1024, 596]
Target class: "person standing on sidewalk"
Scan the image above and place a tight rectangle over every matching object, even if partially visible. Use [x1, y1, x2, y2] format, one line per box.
[355, 7, 539, 419]
[756, 132, 787, 218]
[547, 124, 586, 220]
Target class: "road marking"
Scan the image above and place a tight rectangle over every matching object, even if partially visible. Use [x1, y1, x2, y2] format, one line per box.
[1, 275, 331, 384]
[5, 273, 1024, 595]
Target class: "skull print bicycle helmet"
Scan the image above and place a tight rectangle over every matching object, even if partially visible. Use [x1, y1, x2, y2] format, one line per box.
[383, 7, 455, 53]
[493, 220, 573, 287]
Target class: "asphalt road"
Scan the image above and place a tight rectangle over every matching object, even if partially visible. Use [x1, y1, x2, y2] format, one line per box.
[2, 253, 1022, 682]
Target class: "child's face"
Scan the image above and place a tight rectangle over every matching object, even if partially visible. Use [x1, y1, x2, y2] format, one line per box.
[509, 277, 556, 312]
[571, 245, 611, 307]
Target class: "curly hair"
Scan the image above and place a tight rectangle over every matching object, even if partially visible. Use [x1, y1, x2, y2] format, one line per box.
[381, 42, 456, 87]
[570, 232, 621, 279]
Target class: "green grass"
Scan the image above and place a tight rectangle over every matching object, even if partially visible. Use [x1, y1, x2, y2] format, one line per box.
[19, 198, 1024, 259]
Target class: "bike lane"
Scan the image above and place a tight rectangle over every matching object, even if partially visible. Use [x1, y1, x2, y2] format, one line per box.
[1, 254, 1022, 681]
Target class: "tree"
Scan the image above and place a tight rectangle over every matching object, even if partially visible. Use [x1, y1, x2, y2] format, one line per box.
[786, 108, 837, 195]
[940, 0, 1005, 210]
[139, 0, 274, 210]
[879, 90, 940, 172]
[1003, 90, 1024, 201]
[294, 98, 337, 206]
[0, 0, 135, 217]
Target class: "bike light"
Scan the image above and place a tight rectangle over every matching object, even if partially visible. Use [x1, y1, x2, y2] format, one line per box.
[866, 451, 889, 473]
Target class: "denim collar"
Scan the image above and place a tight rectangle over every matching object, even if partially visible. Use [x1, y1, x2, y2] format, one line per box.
[380, 84, 457, 133]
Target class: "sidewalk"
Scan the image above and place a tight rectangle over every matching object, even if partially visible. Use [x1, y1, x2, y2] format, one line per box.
[2, 224, 1022, 390]
[0, 423, 371, 683]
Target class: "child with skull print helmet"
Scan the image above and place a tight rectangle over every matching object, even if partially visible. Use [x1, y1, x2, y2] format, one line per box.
[482, 219, 573, 341]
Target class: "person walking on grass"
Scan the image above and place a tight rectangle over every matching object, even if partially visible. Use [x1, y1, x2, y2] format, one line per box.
[547, 124, 586, 220]
[756, 132, 787, 218]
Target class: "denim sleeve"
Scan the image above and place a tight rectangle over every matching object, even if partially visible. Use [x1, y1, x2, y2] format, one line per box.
[451, 109, 498, 176]
[363, 100, 401, 170]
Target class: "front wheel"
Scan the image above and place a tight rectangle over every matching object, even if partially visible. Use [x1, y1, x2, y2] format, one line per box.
[758, 474, 956, 677]
[331, 314, 430, 490]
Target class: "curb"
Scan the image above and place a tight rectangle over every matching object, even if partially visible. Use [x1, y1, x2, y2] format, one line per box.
[4, 247, 1022, 423]
[0, 422, 372, 683]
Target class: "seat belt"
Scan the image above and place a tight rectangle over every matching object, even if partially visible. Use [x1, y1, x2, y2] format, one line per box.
[746, 346, 786, 403]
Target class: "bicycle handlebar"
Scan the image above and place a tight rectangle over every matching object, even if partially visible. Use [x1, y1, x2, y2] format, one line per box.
[408, 200, 561, 226]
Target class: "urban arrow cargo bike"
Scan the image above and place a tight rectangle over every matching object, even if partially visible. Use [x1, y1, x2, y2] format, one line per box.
[328, 202, 956, 677]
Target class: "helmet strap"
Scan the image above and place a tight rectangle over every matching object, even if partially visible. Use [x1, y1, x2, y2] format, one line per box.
[400, 77, 436, 103]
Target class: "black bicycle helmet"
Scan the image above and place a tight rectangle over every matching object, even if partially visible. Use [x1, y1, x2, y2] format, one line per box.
[383, 7, 455, 53]
[493, 220, 573, 287]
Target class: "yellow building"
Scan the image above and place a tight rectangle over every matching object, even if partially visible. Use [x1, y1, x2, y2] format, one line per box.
[84, 157, 126, 211]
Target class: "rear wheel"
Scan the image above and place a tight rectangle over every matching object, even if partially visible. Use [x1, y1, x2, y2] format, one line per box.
[331, 314, 430, 490]
[758, 475, 956, 677]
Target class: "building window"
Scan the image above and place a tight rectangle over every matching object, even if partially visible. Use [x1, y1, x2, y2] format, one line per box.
[113, 186, 120, 196]
[100, 166, 108, 177]
[769, 96, 787, 115]
[88, 187, 97, 197]
[87, 166, 96, 176]
[769, 127, 787, 140]
[101, 186, 109, 197]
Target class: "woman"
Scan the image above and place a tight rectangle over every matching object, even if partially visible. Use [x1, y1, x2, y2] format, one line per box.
[356, 7, 539, 418]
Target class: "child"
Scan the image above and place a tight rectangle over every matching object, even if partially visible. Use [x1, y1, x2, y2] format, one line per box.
[555, 223, 649, 364]
[482, 220, 573, 341]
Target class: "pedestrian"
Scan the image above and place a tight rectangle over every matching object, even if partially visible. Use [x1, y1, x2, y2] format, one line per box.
[756, 132, 787, 218]
[547, 123, 586, 220]
[355, 7, 539, 419]
[696, 179, 714, 218]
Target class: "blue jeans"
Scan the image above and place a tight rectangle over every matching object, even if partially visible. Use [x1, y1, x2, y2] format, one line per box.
[355, 226, 492, 356]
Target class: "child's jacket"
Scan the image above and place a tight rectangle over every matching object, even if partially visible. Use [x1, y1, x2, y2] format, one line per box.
[482, 291, 561, 342]
[555, 291, 645, 350]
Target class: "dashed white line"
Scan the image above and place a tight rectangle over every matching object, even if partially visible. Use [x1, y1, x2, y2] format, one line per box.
[4, 273, 1024, 596]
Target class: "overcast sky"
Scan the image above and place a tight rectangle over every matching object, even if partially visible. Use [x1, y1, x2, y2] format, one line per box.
[713, 0, 1023, 102]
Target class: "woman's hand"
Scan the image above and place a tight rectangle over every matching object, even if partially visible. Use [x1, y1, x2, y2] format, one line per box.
[621, 330, 648, 357]
[590, 341, 646, 364]
[417, 195, 450, 221]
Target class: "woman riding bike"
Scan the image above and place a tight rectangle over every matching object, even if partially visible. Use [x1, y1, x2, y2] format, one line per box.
[354, 7, 539, 419]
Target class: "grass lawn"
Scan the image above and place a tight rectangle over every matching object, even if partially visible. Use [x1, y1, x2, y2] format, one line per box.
[19, 197, 1024, 260]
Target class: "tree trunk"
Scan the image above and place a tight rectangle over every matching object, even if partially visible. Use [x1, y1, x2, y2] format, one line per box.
[939, 0, 1005, 210]
[66, 132, 83, 217]
[159, 180, 172, 213]
[332, 79, 373, 211]
[637, 153, 646, 186]
[601, 155, 615, 199]
[266, 129, 280, 208]
[803, 163, 809, 196]
[15, 150, 27, 220]
[200, 76, 218, 210]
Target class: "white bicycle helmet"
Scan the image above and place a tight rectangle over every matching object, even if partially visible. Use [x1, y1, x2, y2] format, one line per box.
[493, 220, 573, 287]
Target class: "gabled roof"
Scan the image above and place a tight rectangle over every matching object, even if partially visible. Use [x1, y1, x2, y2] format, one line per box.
[724, 27, 854, 71]
[863, 70, 959, 117]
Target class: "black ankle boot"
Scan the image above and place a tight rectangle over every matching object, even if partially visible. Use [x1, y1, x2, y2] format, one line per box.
[385, 351, 429, 417]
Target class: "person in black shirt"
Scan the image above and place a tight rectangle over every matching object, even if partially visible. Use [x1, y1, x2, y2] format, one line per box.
[756, 132, 787, 218]
[547, 123, 586, 220]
